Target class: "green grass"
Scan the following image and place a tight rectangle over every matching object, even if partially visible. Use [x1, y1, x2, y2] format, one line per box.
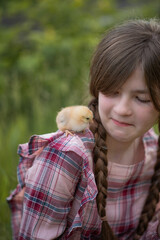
[0, 118, 31, 240]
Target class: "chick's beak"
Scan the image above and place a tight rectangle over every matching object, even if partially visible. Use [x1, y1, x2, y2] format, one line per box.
[89, 118, 94, 124]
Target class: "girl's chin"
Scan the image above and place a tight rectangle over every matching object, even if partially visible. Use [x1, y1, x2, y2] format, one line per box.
[107, 131, 135, 143]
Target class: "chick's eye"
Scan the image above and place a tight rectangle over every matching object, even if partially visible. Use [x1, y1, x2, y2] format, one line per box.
[86, 117, 90, 120]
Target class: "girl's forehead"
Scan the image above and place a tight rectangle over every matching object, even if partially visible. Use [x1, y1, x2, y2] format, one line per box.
[121, 68, 147, 88]
[101, 67, 148, 94]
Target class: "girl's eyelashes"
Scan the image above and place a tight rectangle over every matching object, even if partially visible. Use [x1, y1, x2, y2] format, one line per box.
[135, 96, 151, 103]
[114, 91, 119, 95]
[109, 91, 119, 96]
[103, 92, 151, 104]
[102, 91, 119, 97]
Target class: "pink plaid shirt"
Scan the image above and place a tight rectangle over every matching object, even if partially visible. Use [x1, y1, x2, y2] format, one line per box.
[7, 128, 160, 240]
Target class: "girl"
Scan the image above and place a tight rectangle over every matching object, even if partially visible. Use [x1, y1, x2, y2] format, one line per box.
[8, 19, 160, 239]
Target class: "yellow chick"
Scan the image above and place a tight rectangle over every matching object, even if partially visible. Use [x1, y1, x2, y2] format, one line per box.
[56, 105, 93, 135]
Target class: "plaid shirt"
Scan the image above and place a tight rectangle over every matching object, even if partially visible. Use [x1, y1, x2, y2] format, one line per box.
[7, 128, 160, 240]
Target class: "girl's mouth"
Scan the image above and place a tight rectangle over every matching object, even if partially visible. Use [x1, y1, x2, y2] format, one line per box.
[112, 118, 133, 127]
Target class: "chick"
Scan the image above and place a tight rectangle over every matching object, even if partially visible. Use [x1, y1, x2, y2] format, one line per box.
[56, 105, 93, 136]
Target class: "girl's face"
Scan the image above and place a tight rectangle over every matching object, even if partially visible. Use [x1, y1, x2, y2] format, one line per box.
[98, 67, 159, 144]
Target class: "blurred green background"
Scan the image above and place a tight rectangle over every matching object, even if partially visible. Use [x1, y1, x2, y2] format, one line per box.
[0, 0, 159, 239]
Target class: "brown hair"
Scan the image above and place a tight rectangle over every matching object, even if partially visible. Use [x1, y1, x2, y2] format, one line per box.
[88, 19, 160, 239]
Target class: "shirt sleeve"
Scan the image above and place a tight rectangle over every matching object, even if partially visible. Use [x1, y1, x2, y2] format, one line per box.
[7, 185, 24, 240]
[18, 144, 84, 240]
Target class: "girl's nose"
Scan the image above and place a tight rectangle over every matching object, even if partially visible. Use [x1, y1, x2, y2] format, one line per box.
[113, 97, 132, 116]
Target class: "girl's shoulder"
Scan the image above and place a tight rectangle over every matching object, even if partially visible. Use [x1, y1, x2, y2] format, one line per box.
[51, 128, 94, 152]
[144, 127, 158, 139]
[17, 129, 95, 188]
[18, 128, 95, 161]
[142, 128, 158, 167]
[143, 128, 158, 150]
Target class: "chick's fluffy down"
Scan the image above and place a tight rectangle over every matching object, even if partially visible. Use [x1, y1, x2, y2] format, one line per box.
[56, 106, 93, 132]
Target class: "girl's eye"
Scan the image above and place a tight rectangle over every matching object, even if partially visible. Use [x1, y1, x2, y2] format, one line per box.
[105, 91, 119, 97]
[136, 96, 151, 103]
[112, 91, 119, 96]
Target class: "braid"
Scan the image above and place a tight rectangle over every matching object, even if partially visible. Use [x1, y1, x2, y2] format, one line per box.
[134, 121, 160, 240]
[88, 98, 117, 240]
